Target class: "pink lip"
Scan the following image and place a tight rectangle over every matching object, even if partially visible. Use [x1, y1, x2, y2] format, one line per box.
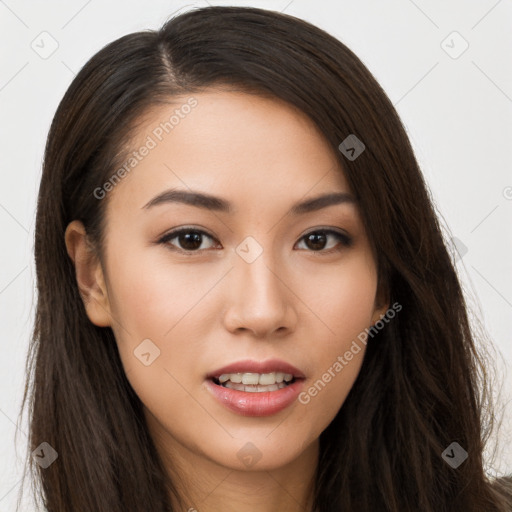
[205, 358, 306, 417]
[205, 378, 305, 417]
[206, 358, 305, 379]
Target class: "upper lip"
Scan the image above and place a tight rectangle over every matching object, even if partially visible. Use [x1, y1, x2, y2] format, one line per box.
[206, 359, 305, 379]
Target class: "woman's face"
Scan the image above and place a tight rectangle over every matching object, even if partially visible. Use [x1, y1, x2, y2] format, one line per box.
[73, 89, 387, 473]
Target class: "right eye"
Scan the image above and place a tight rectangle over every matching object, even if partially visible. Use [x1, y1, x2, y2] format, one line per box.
[158, 228, 220, 254]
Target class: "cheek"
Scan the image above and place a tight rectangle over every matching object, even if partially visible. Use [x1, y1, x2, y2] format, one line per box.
[298, 250, 378, 344]
[106, 249, 216, 339]
[104, 259, 206, 430]
[103, 248, 226, 400]
[293, 254, 377, 426]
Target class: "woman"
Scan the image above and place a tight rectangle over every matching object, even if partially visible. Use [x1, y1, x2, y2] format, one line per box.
[19, 5, 512, 511]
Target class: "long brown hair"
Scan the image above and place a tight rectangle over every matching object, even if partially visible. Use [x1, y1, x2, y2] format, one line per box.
[18, 6, 511, 511]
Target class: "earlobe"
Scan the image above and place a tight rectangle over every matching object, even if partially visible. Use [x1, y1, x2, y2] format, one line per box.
[64, 220, 112, 327]
[370, 281, 390, 326]
[370, 304, 390, 327]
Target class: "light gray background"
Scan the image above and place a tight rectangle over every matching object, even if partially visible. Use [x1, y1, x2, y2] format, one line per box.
[1, 0, 511, 509]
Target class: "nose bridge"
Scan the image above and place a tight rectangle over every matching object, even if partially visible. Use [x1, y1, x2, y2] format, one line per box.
[238, 249, 281, 300]
[224, 238, 295, 335]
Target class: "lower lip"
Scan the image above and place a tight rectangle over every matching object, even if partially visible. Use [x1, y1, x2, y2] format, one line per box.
[205, 378, 304, 417]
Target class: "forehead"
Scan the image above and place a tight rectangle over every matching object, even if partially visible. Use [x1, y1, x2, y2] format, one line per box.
[104, 89, 351, 215]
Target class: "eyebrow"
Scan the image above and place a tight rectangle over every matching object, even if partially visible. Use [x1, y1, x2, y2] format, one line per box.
[142, 189, 356, 215]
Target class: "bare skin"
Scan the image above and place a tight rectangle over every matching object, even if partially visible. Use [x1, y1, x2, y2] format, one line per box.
[65, 89, 388, 512]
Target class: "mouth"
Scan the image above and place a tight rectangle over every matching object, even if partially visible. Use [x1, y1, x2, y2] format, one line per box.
[210, 371, 298, 393]
[204, 359, 306, 416]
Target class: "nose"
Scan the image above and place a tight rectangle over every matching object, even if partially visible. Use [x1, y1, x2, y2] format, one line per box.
[222, 251, 297, 338]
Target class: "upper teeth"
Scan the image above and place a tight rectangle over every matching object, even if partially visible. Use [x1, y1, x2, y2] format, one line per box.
[218, 372, 293, 385]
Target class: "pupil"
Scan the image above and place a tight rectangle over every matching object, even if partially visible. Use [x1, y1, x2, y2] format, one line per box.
[180, 232, 202, 250]
[306, 232, 326, 250]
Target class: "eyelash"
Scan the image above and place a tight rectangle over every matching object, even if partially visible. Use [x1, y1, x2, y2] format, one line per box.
[157, 227, 353, 255]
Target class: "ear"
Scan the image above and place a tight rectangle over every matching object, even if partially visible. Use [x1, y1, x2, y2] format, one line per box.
[370, 277, 390, 326]
[64, 220, 112, 327]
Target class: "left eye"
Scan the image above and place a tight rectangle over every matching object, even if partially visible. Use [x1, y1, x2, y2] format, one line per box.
[158, 228, 352, 254]
[296, 230, 352, 252]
